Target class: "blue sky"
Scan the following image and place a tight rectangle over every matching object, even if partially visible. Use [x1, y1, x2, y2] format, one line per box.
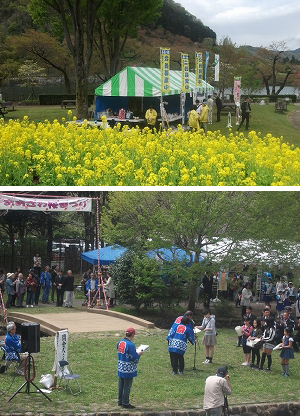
[177, 0, 300, 50]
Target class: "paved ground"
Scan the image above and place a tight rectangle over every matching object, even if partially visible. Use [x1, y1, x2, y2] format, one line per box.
[26, 311, 147, 333]
[1, 298, 154, 339]
[289, 103, 300, 130]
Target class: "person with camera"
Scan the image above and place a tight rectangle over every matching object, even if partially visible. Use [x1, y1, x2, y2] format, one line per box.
[203, 366, 232, 416]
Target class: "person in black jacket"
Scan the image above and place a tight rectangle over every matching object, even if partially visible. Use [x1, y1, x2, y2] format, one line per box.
[64, 269, 75, 308]
[51, 264, 59, 302]
[237, 96, 251, 130]
[202, 272, 213, 309]
[55, 270, 65, 307]
[213, 93, 222, 122]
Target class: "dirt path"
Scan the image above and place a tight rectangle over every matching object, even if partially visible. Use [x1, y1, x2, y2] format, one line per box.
[289, 104, 300, 130]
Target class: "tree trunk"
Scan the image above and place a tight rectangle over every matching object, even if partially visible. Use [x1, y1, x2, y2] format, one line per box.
[276, 70, 292, 95]
[187, 253, 201, 312]
[62, 70, 72, 94]
[75, 62, 89, 119]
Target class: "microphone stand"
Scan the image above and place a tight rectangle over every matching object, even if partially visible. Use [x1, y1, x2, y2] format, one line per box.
[186, 320, 202, 372]
[8, 353, 52, 402]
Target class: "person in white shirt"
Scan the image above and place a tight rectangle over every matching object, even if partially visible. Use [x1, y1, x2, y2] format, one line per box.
[207, 95, 214, 124]
[203, 366, 232, 416]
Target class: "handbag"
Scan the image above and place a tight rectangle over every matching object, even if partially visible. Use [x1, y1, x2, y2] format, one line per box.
[40, 373, 54, 389]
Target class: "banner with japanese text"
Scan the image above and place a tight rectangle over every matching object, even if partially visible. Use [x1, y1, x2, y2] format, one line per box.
[219, 268, 228, 291]
[204, 51, 209, 82]
[0, 195, 92, 212]
[181, 53, 190, 93]
[234, 77, 242, 102]
[214, 54, 220, 82]
[160, 48, 170, 93]
[195, 52, 203, 87]
[53, 329, 69, 377]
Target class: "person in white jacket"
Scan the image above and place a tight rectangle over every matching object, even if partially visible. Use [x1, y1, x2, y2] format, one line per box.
[104, 273, 115, 307]
[241, 283, 253, 317]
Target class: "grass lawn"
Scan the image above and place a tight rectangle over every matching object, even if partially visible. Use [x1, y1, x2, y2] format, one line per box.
[2, 102, 300, 147]
[0, 317, 299, 412]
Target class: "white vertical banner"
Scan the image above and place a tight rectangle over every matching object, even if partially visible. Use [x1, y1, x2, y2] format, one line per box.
[53, 329, 69, 377]
[214, 54, 220, 82]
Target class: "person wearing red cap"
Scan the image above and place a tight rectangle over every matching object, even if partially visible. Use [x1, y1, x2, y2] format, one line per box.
[117, 327, 144, 409]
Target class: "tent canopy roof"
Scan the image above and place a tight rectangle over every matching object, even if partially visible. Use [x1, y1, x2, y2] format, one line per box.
[81, 245, 127, 265]
[81, 245, 206, 266]
[95, 66, 214, 98]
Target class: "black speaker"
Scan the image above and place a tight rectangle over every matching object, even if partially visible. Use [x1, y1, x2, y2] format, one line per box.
[21, 323, 40, 353]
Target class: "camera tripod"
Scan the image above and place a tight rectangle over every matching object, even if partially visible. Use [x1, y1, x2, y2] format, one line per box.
[8, 352, 52, 402]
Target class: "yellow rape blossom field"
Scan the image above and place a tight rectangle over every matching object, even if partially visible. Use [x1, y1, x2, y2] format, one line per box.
[0, 116, 299, 186]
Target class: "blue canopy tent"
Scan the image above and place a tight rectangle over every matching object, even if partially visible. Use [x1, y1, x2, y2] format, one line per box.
[81, 245, 127, 266]
[82, 245, 205, 266]
[147, 247, 205, 265]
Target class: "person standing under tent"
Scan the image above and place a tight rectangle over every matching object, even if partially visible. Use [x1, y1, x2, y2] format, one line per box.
[104, 272, 115, 307]
[64, 269, 75, 308]
[81, 268, 91, 295]
[213, 92, 222, 122]
[207, 95, 213, 124]
[117, 327, 144, 409]
[237, 96, 251, 131]
[145, 106, 157, 130]
[86, 272, 98, 306]
[40, 266, 52, 304]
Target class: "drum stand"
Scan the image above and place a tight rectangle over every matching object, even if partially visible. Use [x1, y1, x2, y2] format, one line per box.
[8, 353, 52, 402]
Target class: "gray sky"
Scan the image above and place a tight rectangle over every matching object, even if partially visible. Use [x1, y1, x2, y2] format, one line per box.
[177, 0, 300, 50]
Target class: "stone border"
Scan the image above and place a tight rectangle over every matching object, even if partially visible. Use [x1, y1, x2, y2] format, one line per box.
[0, 402, 299, 416]
[7, 312, 58, 336]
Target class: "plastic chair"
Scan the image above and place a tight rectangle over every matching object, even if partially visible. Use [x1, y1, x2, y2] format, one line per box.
[0, 344, 21, 374]
[58, 360, 81, 395]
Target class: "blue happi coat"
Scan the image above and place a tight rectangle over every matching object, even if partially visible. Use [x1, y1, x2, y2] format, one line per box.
[117, 338, 140, 379]
[168, 323, 194, 355]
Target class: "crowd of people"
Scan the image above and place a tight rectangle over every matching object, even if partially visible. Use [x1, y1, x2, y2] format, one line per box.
[1, 259, 76, 309]
[0, 254, 116, 310]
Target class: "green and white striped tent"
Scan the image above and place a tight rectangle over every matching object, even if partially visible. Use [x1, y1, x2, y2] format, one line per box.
[95, 66, 214, 97]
